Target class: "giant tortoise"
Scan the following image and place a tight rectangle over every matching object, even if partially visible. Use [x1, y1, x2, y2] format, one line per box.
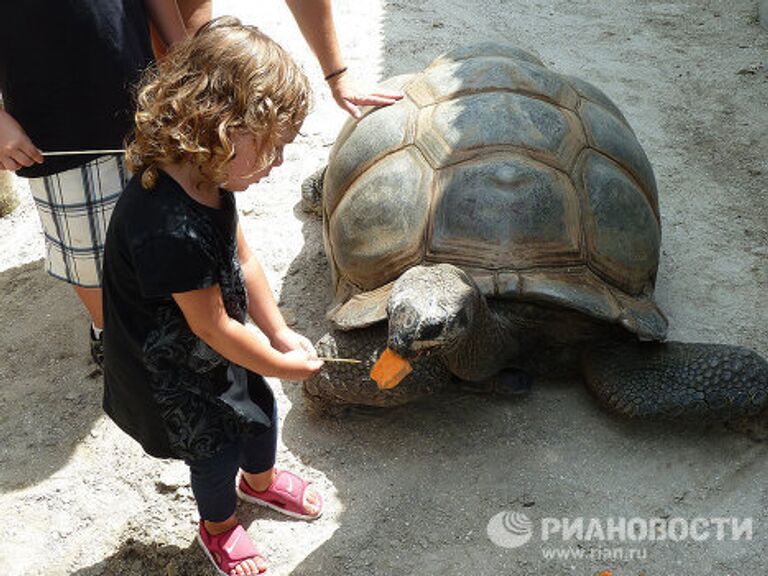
[302, 43, 768, 420]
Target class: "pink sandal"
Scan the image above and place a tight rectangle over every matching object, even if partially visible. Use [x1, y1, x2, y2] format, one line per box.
[236, 468, 323, 521]
[196, 520, 267, 575]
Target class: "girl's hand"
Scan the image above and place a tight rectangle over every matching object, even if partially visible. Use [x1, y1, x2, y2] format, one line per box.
[279, 349, 324, 381]
[0, 110, 43, 171]
[270, 326, 317, 356]
[327, 73, 403, 119]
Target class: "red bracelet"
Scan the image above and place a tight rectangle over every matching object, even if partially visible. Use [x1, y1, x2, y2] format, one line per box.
[324, 66, 348, 81]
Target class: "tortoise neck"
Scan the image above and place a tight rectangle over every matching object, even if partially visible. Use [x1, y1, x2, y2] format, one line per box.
[443, 297, 519, 381]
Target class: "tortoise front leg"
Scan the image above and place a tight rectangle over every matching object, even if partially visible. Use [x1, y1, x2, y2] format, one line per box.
[304, 323, 451, 409]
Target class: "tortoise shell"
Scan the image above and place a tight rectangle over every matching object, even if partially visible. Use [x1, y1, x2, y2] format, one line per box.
[322, 43, 667, 339]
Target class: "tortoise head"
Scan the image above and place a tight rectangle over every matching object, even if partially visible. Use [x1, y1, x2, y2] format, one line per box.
[386, 264, 480, 359]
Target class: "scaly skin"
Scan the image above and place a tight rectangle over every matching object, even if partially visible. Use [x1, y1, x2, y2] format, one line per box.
[300, 166, 326, 216]
[303, 323, 452, 409]
[582, 341, 768, 419]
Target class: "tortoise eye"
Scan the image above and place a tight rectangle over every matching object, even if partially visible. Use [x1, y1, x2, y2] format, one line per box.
[418, 321, 442, 341]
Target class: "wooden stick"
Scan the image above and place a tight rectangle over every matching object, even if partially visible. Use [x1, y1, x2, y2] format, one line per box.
[42, 149, 125, 157]
[317, 357, 363, 364]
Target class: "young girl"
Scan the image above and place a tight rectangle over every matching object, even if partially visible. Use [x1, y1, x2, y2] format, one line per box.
[103, 17, 322, 575]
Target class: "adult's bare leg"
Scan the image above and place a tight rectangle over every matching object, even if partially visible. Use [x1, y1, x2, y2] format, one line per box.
[73, 286, 103, 329]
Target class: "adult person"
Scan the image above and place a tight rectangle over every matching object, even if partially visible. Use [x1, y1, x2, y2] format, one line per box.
[0, 1, 189, 366]
[151, 0, 404, 118]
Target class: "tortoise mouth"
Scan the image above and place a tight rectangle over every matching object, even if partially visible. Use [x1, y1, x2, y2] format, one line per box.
[389, 334, 444, 359]
[411, 339, 442, 352]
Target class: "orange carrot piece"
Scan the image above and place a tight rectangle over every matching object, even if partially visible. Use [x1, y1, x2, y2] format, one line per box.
[370, 348, 413, 390]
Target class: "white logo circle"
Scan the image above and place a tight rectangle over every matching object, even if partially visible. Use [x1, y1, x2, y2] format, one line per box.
[487, 511, 533, 548]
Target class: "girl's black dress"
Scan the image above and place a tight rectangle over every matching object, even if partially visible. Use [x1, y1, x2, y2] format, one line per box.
[102, 171, 274, 460]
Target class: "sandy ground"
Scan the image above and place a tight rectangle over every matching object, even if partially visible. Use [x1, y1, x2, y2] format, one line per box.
[1, 1, 767, 575]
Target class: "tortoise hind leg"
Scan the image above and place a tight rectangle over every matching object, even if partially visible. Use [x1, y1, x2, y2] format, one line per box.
[582, 341, 768, 419]
[300, 166, 326, 216]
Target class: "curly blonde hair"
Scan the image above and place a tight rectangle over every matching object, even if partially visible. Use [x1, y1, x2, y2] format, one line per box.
[127, 16, 311, 189]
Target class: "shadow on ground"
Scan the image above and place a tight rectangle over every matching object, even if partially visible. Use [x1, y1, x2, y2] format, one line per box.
[70, 539, 199, 576]
[0, 261, 103, 492]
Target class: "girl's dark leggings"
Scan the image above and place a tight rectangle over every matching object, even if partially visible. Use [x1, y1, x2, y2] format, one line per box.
[185, 402, 278, 522]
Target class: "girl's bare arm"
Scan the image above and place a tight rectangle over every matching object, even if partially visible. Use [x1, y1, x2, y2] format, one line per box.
[173, 285, 322, 380]
[236, 225, 318, 355]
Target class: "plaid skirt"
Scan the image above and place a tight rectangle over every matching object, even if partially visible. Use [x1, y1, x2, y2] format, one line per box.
[28, 155, 128, 288]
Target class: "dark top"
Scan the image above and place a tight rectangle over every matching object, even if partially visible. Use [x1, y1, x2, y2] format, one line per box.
[0, 0, 154, 177]
[102, 171, 274, 460]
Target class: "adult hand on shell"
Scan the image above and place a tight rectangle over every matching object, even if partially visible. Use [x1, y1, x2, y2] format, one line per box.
[327, 72, 403, 119]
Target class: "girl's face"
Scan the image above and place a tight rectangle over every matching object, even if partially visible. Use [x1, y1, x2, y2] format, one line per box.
[222, 130, 294, 192]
